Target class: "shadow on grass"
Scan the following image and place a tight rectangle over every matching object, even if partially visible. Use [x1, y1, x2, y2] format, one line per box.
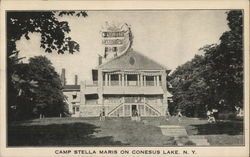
[8, 122, 128, 146]
[190, 121, 243, 135]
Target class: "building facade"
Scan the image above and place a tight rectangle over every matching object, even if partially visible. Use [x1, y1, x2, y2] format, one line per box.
[62, 22, 172, 117]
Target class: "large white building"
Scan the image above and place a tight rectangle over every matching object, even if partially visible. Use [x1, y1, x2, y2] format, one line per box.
[62, 22, 172, 117]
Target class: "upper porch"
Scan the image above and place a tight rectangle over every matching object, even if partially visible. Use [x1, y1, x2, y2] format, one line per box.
[102, 71, 164, 87]
[83, 70, 169, 95]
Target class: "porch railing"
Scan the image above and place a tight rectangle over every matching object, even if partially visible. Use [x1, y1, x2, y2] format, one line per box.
[103, 80, 162, 86]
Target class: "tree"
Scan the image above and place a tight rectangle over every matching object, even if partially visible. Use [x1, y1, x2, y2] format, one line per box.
[28, 56, 68, 117]
[7, 11, 87, 56]
[169, 55, 209, 117]
[11, 56, 67, 119]
[7, 11, 87, 121]
[201, 10, 243, 111]
[169, 10, 243, 117]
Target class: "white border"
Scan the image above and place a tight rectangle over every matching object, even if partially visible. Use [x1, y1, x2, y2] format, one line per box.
[0, 1, 249, 157]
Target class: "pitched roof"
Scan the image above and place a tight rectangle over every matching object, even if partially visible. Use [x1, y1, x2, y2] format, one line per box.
[98, 50, 169, 71]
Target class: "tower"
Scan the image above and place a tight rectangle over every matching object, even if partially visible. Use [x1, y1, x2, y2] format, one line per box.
[100, 22, 133, 63]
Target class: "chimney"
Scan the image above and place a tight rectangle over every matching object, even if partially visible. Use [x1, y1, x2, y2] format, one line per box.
[98, 55, 103, 65]
[61, 68, 66, 86]
[75, 75, 78, 85]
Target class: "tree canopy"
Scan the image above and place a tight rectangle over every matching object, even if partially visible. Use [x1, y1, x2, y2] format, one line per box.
[169, 10, 243, 117]
[7, 11, 87, 121]
[11, 56, 67, 119]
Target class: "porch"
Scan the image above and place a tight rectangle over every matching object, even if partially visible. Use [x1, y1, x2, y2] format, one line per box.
[102, 71, 163, 87]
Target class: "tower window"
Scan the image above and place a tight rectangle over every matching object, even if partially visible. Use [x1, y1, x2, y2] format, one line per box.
[102, 32, 107, 37]
[105, 47, 108, 52]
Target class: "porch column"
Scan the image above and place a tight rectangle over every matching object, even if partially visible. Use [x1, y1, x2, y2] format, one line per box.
[122, 73, 124, 86]
[143, 76, 146, 86]
[153, 76, 156, 86]
[105, 73, 108, 86]
[125, 74, 127, 86]
[156, 75, 159, 86]
[140, 74, 143, 86]
[118, 74, 121, 86]
[137, 74, 140, 86]
[108, 74, 111, 86]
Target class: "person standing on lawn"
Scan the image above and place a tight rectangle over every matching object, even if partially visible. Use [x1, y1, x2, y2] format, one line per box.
[99, 108, 106, 121]
[102, 108, 106, 121]
[207, 110, 216, 123]
[166, 111, 171, 121]
[99, 111, 103, 121]
[177, 110, 183, 121]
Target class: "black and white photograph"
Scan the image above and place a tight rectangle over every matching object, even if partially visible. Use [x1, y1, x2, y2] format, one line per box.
[0, 1, 249, 157]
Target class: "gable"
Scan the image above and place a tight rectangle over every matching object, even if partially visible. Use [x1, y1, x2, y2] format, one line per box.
[98, 50, 168, 71]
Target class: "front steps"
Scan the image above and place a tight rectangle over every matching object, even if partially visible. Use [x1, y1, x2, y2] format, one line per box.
[159, 125, 210, 146]
[188, 135, 210, 146]
[159, 125, 188, 136]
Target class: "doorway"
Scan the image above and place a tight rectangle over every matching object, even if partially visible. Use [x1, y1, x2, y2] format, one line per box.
[72, 105, 80, 117]
[131, 105, 138, 117]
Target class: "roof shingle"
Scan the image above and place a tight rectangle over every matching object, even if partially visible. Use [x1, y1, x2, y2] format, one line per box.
[98, 50, 169, 71]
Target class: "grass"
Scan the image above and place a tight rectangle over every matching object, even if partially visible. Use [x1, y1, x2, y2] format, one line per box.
[7, 116, 244, 146]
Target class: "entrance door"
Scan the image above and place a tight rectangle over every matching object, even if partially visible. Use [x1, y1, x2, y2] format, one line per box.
[72, 106, 80, 117]
[131, 105, 138, 117]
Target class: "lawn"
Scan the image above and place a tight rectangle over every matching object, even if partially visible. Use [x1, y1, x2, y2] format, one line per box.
[7, 116, 244, 146]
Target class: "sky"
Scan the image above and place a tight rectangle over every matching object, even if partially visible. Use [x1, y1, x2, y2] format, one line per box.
[16, 10, 229, 84]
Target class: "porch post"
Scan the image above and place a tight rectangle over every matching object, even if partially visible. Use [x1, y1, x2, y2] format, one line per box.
[137, 74, 139, 86]
[143, 76, 146, 86]
[122, 73, 124, 86]
[154, 76, 156, 86]
[125, 74, 127, 86]
[140, 74, 143, 86]
[108, 74, 111, 86]
[105, 73, 108, 86]
[156, 75, 159, 86]
[118, 74, 121, 86]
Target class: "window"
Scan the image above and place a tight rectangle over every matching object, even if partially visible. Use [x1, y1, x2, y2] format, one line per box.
[72, 95, 77, 99]
[127, 74, 138, 86]
[124, 105, 130, 116]
[105, 47, 108, 52]
[145, 76, 154, 86]
[124, 96, 143, 103]
[102, 32, 107, 37]
[110, 74, 119, 86]
[76, 107, 79, 112]
[104, 96, 121, 104]
[129, 57, 135, 65]
[112, 47, 117, 52]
